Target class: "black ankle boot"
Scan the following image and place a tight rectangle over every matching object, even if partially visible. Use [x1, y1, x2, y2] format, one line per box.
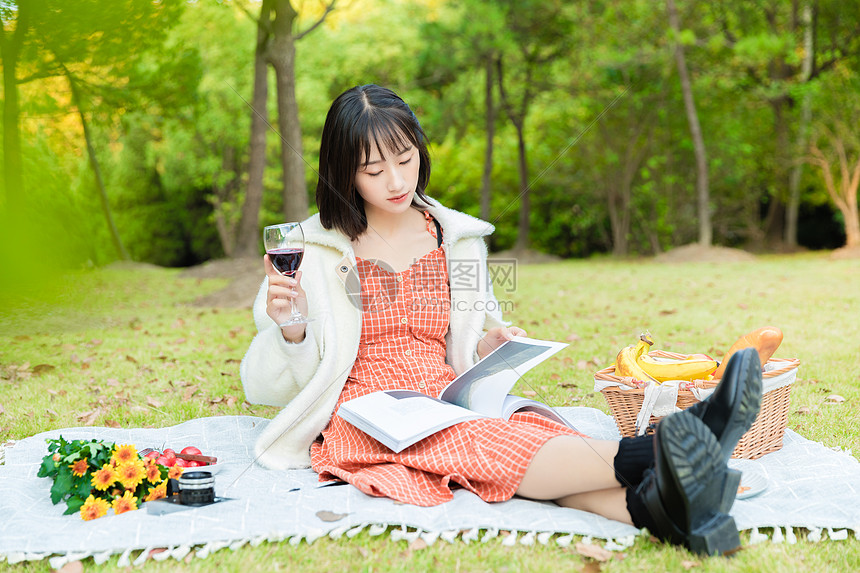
[633, 411, 741, 556]
[614, 434, 654, 489]
[686, 347, 764, 461]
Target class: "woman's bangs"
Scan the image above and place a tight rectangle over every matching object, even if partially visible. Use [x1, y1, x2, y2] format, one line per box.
[359, 111, 418, 165]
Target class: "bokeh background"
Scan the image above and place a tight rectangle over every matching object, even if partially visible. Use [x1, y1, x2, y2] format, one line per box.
[2, 0, 859, 287]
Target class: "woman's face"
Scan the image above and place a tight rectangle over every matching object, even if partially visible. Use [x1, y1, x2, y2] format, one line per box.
[354, 140, 420, 220]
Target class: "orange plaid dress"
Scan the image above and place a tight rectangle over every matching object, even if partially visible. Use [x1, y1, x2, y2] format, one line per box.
[310, 212, 583, 506]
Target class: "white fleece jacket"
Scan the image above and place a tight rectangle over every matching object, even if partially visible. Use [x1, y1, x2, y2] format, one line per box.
[240, 197, 508, 470]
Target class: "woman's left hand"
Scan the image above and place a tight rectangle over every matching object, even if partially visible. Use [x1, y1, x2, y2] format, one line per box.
[476, 326, 528, 360]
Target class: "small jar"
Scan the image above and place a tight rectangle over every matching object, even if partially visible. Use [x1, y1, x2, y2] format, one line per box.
[178, 471, 215, 506]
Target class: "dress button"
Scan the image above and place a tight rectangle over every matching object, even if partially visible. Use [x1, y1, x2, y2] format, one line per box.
[400, 317, 408, 324]
[397, 275, 403, 283]
[405, 349, 412, 356]
[418, 381, 426, 389]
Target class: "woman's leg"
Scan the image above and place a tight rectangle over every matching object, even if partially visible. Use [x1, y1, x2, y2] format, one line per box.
[555, 487, 633, 524]
[515, 435, 621, 499]
[515, 435, 636, 524]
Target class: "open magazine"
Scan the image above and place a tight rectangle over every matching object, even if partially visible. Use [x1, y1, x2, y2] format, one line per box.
[336, 336, 573, 452]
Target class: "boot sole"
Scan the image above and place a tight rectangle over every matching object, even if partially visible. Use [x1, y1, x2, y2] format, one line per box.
[657, 412, 741, 554]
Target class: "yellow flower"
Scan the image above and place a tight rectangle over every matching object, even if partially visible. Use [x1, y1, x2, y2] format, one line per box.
[112, 444, 138, 466]
[69, 458, 89, 477]
[116, 458, 146, 490]
[111, 490, 138, 515]
[144, 459, 161, 483]
[91, 464, 118, 491]
[80, 495, 110, 521]
[144, 481, 167, 502]
[167, 465, 184, 480]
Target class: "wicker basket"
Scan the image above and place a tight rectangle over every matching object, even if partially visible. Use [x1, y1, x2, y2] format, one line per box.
[594, 352, 800, 459]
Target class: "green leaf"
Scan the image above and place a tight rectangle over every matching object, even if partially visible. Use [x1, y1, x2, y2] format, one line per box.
[64, 496, 86, 515]
[50, 468, 74, 505]
[37, 455, 58, 478]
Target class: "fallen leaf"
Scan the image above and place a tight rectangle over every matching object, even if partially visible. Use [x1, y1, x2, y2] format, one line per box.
[659, 309, 677, 316]
[581, 561, 602, 573]
[559, 382, 577, 388]
[576, 360, 590, 371]
[550, 373, 561, 381]
[182, 385, 200, 400]
[737, 303, 749, 310]
[522, 391, 537, 397]
[795, 406, 811, 415]
[126, 355, 138, 364]
[825, 394, 846, 404]
[565, 333, 581, 342]
[77, 409, 100, 426]
[146, 397, 164, 409]
[57, 560, 84, 573]
[358, 547, 370, 558]
[316, 510, 348, 522]
[575, 542, 613, 562]
[32, 364, 56, 376]
[408, 538, 428, 551]
[681, 560, 701, 569]
[104, 419, 121, 428]
[45, 409, 59, 419]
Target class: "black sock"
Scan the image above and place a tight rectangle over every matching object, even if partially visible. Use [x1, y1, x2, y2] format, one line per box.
[625, 481, 658, 531]
[613, 434, 654, 488]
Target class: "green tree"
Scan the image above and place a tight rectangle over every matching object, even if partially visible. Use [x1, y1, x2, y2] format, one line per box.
[1, 0, 186, 260]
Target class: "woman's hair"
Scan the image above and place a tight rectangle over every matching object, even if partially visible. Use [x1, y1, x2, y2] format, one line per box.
[315, 84, 431, 240]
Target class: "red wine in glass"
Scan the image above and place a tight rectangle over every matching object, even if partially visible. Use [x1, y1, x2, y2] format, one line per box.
[263, 222, 312, 326]
[267, 247, 304, 276]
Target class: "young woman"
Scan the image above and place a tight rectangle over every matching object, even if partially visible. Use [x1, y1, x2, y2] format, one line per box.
[241, 84, 763, 555]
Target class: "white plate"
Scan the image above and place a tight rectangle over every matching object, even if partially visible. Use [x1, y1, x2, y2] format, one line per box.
[736, 470, 768, 499]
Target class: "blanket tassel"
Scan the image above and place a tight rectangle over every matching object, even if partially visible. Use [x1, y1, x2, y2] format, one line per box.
[537, 532, 552, 545]
[555, 533, 574, 547]
[420, 531, 440, 546]
[481, 528, 499, 543]
[501, 531, 519, 547]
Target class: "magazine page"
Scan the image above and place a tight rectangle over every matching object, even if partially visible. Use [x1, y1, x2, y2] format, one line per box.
[501, 395, 576, 430]
[336, 390, 484, 453]
[438, 337, 568, 418]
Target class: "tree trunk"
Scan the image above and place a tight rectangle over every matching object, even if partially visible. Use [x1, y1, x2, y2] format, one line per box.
[0, 2, 30, 215]
[513, 123, 530, 251]
[667, 0, 711, 247]
[785, 1, 814, 247]
[495, 57, 530, 251]
[809, 143, 860, 248]
[480, 56, 495, 225]
[67, 73, 129, 260]
[269, 0, 308, 223]
[234, 0, 272, 258]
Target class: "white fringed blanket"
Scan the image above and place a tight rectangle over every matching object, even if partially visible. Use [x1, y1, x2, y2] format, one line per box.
[1, 408, 858, 568]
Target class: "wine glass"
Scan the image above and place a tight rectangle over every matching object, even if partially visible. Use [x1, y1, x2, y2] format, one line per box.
[263, 222, 313, 326]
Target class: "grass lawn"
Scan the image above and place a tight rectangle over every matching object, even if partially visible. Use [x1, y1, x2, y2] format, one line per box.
[1, 252, 859, 571]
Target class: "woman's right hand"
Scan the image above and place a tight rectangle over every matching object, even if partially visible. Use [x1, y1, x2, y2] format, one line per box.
[264, 254, 308, 343]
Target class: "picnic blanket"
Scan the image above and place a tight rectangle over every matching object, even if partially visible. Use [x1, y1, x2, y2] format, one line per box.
[1, 408, 858, 568]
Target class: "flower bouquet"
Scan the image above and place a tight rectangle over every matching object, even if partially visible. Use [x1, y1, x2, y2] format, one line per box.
[38, 437, 183, 520]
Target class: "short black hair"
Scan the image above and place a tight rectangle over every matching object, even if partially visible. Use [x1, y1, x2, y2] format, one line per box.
[315, 84, 431, 241]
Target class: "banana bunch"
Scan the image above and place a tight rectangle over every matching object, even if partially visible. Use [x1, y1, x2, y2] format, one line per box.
[614, 332, 718, 384]
[613, 333, 658, 383]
